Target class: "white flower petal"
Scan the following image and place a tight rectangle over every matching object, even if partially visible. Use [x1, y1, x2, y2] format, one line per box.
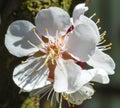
[53, 58, 82, 93]
[73, 3, 88, 25]
[65, 18, 98, 62]
[79, 15, 100, 37]
[68, 84, 94, 105]
[5, 20, 40, 57]
[35, 7, 71, 38]
[92, 68, 109, 84]
[54, 58, 108, 93]
[13, 58, 49, 92]
[87, 49, 115, 75]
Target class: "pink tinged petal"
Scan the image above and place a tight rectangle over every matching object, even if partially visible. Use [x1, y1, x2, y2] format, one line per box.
[72, 3, 88, 25]
[92, 68, 110, 84]
[87, 49, 115, 75]
[53, 58, 82, 93]
[35, 7, 71, 38]
[68, 84, 94, 105]
[13, 58, 49, 92]
[65, 20, 98, 62]
[5, 20, 40, 57]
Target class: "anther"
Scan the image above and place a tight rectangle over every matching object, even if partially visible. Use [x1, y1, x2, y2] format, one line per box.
[90, 83, 94, 86]
[104, 30, 107, 35]
[21, 61, 25, 64]
[90, 13, 96, 19]
[96, 18, 100, 24]
[98, 27, 102, 30]
[67, 45, 71, 49]
[45, 28, 48, 32]
[98, 39, 106, 45]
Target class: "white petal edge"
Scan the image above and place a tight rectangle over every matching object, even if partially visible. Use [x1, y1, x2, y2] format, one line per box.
[5, 20, 40, 57]
[92, 68, 110, 84]
[87, 48, 115, 75]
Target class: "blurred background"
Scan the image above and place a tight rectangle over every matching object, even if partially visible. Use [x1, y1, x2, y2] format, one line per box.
[0, 0, 120, 108]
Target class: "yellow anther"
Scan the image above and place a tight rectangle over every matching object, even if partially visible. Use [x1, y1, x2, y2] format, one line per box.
[32, 28, 36, 32]
[97, 18, 100, 23]
[34, 70, 39, 73]
[103, 39, 106, 42]
[45, 28, 48, 32]
[51, 59, 55, 65]
[90, 83, 94, 86]
[98, 27, 102, 30]
[108, 47, 112, 49]
[103, 46, 107, 48]
[100, 37, 104, 40]
[21, 61, 25, 64]
[65, 61, 69, 64]
[109, 43, 112, 46]
[96, 18, 100, 24]
[67, 45, 71, 49]
[93, 13, 96, 16]
[104, 30, 107, 35]
[44, 62, 48, 66]
[27, 40, 31, 43]
[90, 13, 97, 19]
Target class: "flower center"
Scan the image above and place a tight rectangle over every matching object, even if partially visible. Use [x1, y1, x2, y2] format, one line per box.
[44, 37, 64, 65]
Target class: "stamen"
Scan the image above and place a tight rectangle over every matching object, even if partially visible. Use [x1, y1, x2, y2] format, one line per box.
[98, 43, 112, 51]
[21, 61, 25, 64]
[59, 94, 63, 108]
[39, 87, 51, 100]
[62, 93, 68, 100]
[90, 13, 96, 19]
[96, 18, 100, 24]
[27, 40, 36, 48]
[100, 30, 107, 38]
[27, 40, 46, 53]
[51, 91, 55, 106]
[67, 101, 71, 107]
[56, 93, 60, 103]
[32, 28, 45, 44]
[47, 88, 54, 100]
[98, 27, 102, 30]
[55, 27, 61, 38]
[34, 63, 45, 72]
[90, 83, 94, 86]
[98, 39, 106, 45]
[45, 28, 51, 39]
[67, 45, 71, 49]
